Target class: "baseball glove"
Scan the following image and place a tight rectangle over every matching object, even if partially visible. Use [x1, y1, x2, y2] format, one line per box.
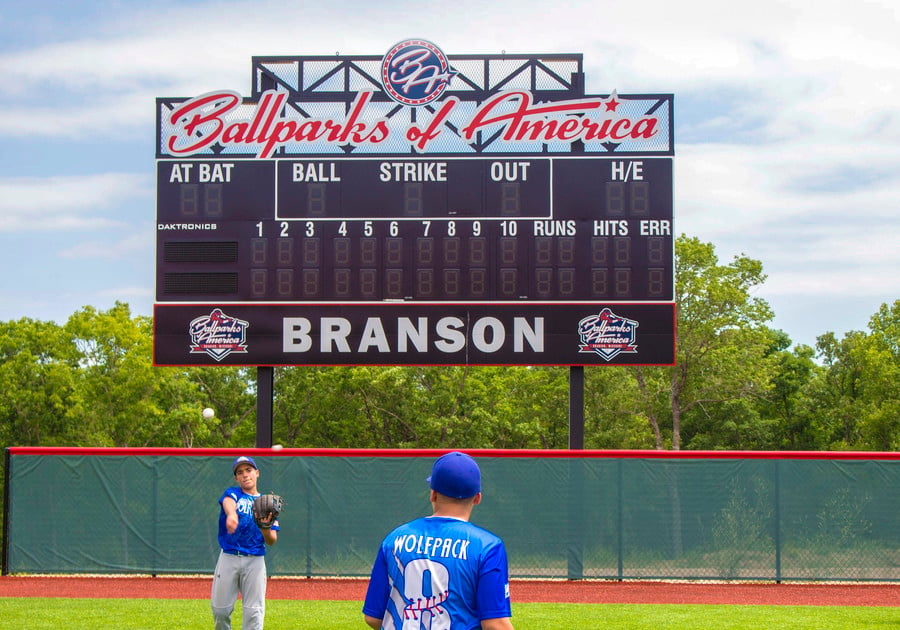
[252, 493, 284, 529]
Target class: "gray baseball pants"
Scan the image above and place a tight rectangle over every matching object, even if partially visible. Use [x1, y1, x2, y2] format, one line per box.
[211, 550, 268, 630]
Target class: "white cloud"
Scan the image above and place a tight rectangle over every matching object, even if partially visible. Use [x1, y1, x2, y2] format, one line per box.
[763, 265, 900, 298]
[2, 0, 897, 151]
[0, 173, 152, 231]
[59, 231, 153, 260]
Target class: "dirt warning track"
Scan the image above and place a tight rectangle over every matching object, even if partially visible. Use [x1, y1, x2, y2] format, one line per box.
[1, 576, 897, 606]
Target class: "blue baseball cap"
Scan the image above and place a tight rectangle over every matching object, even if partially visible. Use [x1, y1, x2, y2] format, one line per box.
[232, 456, 258, 473]
[427, 452, 481, 499]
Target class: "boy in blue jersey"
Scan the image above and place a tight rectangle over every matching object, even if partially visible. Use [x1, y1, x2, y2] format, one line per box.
[211, 456, 279, 630]
[363, 451, 514, 630]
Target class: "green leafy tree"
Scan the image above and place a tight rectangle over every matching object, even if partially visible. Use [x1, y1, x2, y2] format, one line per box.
[584, 366, 656, 449]
[454, 366, 568, 448]
[274, 366, 381, 447]
[806, 300, 900, 450]
[632, 236, 776, 449]
[64, 302, 163, 446]
[0, 318, 82, 446]
[271, 365, 570, 449]
[857, 300, 900, 450]
[192, 366, 257, 446]
[762, 335, 823, 449]
[807, 331, 869, 448]
[63, 302, 224, 447]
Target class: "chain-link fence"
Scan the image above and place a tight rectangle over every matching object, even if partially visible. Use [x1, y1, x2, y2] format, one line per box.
[4, 448, 898, 581]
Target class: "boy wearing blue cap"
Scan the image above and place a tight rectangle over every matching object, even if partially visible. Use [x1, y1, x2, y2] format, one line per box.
[363, 451, 514, 629]
[211, 456, 279, 630]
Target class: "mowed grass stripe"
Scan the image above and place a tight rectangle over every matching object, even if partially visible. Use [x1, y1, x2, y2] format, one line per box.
[0, 598, 897, 629]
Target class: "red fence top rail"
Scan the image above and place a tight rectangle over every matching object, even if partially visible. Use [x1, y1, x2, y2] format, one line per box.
[6, 447, 899, 461]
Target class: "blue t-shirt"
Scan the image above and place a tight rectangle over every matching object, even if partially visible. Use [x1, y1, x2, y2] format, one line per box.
[217, 487, 279, 556]
[363, 516, 511, 629]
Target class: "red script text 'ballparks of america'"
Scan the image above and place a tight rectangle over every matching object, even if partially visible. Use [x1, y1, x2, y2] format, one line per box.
[166, 90, 662, 158]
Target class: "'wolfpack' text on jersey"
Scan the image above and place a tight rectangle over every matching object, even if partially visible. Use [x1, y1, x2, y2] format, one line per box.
[363, 516, 511, 629]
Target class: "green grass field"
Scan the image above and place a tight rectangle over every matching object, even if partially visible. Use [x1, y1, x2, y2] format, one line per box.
[0, 598, 896, 629]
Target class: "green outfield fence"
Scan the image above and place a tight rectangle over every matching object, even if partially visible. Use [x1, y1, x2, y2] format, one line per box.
[3, 447, 898, 582]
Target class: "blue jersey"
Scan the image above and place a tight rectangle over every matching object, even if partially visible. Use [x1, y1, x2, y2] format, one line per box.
[363, 516, 511, 629]
[217, 487, 279, 556]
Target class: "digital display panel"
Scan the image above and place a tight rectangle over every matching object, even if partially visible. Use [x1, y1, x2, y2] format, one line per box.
[156, 157, 672, 303]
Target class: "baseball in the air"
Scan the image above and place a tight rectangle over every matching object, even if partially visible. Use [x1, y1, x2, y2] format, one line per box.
[202, 407, 215, 419]
[272, 444, 283, 451]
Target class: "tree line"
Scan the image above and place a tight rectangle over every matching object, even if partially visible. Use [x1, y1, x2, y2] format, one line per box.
[1, 235, 897, 453]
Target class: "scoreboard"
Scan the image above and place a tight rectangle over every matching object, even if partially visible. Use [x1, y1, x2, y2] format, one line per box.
[156, 157, 672, 304]
[152, 46, 675, 367]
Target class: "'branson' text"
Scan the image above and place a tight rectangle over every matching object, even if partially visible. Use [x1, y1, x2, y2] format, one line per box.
[282, 316, 544, 354]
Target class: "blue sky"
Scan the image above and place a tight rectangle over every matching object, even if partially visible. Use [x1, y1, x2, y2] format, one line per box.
[1, 0, 898, 351]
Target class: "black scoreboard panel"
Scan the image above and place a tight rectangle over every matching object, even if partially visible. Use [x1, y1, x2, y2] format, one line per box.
[156, 157, 672, 303]
[277, 159, 552, 219]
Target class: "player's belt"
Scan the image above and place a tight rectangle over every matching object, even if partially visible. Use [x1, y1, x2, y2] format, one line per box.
[223, 550, 259, 557]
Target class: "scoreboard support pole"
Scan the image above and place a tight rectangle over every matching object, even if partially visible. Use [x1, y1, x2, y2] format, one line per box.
[256, 366, 274, 448]
[568, 366, 585, 449]
[2, 447, 10, 575]
[567, 366, 585, 579]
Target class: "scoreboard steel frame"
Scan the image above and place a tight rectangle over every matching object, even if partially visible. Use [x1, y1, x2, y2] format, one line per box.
[153, 50, 675, 366]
